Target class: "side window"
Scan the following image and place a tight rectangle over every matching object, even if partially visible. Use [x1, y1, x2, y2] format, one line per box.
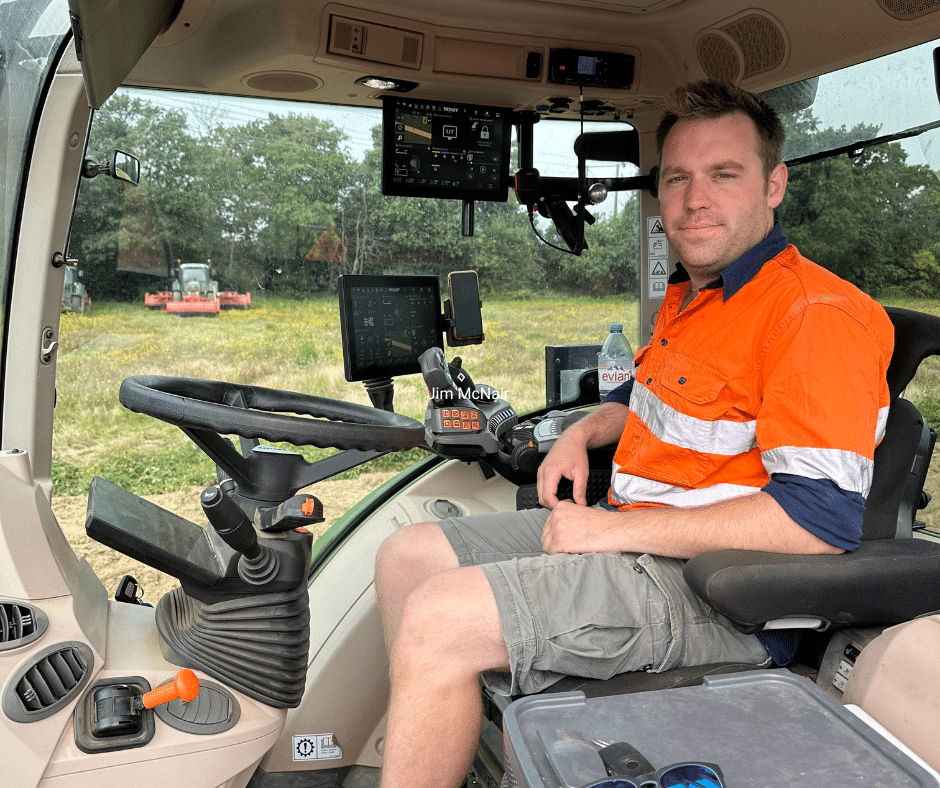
[771, 41, 940, 532]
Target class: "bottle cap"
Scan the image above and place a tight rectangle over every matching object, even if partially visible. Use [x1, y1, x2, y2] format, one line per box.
[609, 323, 623, 332]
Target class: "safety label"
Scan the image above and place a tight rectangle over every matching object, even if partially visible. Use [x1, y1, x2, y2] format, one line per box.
[293, 733, 344, 761]
[647, 216, 669, 300]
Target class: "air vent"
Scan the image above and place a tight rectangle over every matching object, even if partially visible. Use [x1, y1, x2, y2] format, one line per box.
[3, 642, 94, 722]
[0, 600, 48, 651]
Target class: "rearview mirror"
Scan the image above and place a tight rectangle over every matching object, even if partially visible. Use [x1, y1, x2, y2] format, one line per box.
[573, 129, 640, 164]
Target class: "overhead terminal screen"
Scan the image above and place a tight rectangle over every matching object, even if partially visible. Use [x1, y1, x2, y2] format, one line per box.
[381, 97, 511, 202]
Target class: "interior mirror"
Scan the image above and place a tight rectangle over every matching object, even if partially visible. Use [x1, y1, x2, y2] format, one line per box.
[81, 149, 140, 185]
[573, 129, 640, 164]
[759, 77, 819, 113]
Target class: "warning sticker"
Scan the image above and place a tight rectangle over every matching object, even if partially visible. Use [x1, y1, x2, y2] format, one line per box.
[647, 215, 669, 300]
[293, 734, 344, 761]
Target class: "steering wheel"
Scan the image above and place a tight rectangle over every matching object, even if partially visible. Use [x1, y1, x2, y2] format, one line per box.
[120, 375, 426, 503]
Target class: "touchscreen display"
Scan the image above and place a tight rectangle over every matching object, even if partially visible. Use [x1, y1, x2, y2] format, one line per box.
[381, 97, 511, 202]
[338, 275, 443, 381]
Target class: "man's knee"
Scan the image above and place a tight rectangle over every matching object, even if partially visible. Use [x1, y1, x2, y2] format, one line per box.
[392, 567, 509, 677]
[375, 521, 457, 589]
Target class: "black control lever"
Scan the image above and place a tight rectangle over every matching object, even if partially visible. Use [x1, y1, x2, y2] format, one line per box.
[201, 487, 279, 584]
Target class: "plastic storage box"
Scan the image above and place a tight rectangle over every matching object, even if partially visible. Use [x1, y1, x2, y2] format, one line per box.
[502, 671, 938, 787]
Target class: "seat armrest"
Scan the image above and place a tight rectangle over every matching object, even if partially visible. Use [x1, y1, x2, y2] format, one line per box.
[683, 539, 940, 632]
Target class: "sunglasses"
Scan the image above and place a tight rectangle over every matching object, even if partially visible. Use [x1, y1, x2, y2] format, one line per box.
[582, 762, 726, 788]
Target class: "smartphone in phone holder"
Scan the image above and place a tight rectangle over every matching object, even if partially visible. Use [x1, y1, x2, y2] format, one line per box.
[445, 270, 484, 347]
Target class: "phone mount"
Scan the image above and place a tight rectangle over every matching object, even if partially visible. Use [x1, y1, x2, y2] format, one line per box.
[442, 298, 483, 347]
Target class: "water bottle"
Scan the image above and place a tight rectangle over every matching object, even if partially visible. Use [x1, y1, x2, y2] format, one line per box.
[598, 323, 634, 398]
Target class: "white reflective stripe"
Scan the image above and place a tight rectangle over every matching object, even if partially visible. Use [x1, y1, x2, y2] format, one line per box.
[609, 470, 760, 508]
[876, 405, 889, 443]
[630, 383, 757, 456]
[761, 446, 874, 495]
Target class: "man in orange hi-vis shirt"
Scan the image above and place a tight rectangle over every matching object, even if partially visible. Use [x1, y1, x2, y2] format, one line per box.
[374, 81, 894, 788]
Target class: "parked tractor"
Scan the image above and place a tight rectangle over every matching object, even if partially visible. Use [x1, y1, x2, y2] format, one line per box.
[61, 259, 91, 315]
[144, 262, 250, 315]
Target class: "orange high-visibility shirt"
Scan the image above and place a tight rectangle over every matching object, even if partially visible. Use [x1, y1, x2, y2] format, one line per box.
[610, 242, 893, 550]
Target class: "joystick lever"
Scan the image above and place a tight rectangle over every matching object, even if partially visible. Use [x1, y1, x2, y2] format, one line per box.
[201, 486, 279, 584]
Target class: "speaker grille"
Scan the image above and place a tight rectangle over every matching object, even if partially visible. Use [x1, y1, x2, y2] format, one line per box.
[697, 33, 741, 82]
[723, 14, 785, 79]
[878, 0, 940, 19]
[697, 12, 787, 82]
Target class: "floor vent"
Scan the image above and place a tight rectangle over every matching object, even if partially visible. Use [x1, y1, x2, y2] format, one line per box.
[3, 642, 94, 722]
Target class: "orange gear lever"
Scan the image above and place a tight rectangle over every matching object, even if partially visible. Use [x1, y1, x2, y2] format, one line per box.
[140, 669, 200, 710]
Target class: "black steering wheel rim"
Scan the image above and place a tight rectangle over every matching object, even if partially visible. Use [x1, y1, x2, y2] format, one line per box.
[120, 375, 425, 452]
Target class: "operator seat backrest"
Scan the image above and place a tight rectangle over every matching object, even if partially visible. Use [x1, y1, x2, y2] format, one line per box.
[861, 307, 940, 541]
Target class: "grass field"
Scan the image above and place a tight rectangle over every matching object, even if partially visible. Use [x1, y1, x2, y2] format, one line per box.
[52, 293, 940, 530]
[53, 293, 639, 497]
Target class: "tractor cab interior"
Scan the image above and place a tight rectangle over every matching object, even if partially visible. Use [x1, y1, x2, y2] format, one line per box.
[5, 1, 940, 787]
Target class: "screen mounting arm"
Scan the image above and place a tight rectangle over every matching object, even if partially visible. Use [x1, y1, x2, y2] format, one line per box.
[363, 377, 395, 412]
[462, 199, 475, 236]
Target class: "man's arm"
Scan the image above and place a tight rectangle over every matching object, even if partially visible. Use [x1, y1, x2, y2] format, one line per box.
[537, 402, 629, 508]
[541, 491, 843, 558]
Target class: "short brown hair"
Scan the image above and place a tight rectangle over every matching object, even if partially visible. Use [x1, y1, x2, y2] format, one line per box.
[655, 81, 785, 177]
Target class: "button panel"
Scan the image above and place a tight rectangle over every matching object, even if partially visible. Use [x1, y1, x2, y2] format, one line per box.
[436, 408, 482, 432]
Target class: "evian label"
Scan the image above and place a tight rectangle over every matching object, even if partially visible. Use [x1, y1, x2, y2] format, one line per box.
[599, 362, 635, 393]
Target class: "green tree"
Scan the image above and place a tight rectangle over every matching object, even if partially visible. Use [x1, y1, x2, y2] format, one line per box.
[777, 109, 939, 296]
[70, 94, 226, 299]
[210, 114, 352, 293]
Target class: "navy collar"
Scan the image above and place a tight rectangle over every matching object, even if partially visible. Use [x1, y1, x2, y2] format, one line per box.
[668, 221, 789, 301]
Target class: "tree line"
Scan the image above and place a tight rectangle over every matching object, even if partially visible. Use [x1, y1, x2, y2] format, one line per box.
[68, 93, 939, 301]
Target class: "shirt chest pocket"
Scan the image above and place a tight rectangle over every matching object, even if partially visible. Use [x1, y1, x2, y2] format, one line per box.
[659, 354, 730, 422]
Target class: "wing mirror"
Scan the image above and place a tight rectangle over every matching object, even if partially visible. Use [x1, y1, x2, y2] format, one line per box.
[81, 149, 140, 185]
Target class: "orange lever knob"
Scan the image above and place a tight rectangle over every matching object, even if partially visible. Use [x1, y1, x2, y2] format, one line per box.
[140, 669, 200, 709]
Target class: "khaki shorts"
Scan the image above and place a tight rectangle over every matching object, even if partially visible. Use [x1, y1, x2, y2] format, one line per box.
[438, 507, 770, 696]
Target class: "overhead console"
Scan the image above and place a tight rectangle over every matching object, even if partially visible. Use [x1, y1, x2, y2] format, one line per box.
[317, 5, 645, 119]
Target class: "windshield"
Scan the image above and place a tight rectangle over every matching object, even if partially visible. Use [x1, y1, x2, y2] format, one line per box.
[769, 41, 940, 166]
[0, 0, 69, 379]
[54, 35, 940, 594]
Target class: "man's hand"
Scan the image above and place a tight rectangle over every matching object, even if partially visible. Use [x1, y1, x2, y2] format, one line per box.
[537, 430, 590, 508]
[541, 500, 621, 554]
[536, 402, 629, 509]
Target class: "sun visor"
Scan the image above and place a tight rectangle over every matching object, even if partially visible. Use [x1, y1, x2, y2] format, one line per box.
[67, 0, 180, 108]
